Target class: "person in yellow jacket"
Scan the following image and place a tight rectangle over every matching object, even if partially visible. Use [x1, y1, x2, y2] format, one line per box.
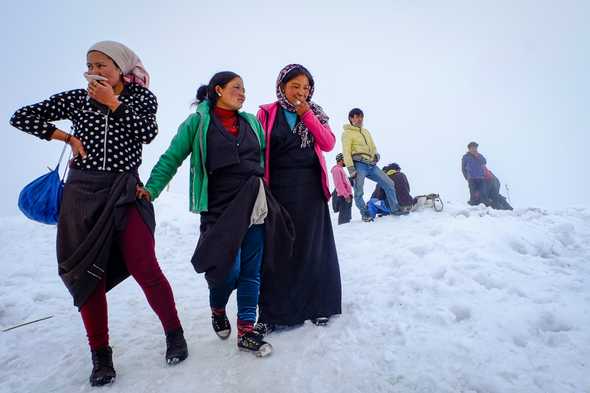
[342, 108, 408, 221]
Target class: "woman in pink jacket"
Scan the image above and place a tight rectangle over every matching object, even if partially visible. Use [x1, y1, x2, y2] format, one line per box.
[255, 64, 341, 333]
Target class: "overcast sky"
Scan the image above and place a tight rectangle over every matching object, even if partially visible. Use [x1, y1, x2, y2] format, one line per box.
[1, 0, 588, 217]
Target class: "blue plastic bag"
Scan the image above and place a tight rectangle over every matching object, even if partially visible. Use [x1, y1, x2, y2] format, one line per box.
[18, 145, 67, 225]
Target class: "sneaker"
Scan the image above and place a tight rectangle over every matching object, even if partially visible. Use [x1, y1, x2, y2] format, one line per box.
[165, 327, 188, 365]
[311, 317, 329, 326]
[253, 322, 275, 336]
[237, 331, 273, 357]
[212, 313, 231, 339]
[89, 346, 116, 386]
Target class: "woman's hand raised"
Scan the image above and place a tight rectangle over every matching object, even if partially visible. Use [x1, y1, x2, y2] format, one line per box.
[88, 80, 120, 111]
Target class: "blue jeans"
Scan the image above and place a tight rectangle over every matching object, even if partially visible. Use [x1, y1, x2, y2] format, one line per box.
[353, 162, 400, 215]
[209, 224, 264, 322]
[367, 197, 391, 218]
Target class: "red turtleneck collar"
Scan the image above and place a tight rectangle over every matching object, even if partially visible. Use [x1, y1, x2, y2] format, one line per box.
[213, 106, 238, 136]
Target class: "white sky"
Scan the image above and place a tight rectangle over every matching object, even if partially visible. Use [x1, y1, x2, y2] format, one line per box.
[1, 0, 588, 217]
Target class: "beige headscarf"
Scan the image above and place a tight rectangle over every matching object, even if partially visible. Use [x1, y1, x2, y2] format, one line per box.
[88, 40, 150, 88]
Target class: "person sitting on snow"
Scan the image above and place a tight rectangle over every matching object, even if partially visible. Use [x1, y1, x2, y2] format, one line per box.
[484, 167, 513, 210]
[372, 163, 413, 213]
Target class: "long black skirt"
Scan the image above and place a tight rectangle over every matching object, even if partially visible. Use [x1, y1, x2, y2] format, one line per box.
[259, 167, 342, 326]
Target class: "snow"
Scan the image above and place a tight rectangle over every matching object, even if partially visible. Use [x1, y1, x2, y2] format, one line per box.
[1, 192, 589, 393]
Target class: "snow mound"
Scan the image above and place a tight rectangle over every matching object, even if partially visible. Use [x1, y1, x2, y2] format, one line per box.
[1, 194, 589, 393]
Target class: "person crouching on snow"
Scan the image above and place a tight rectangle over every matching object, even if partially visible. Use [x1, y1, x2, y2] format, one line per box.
[9, 40, 188, 386]
[371, 163, 413, 213]
[137, 72, 294, 357]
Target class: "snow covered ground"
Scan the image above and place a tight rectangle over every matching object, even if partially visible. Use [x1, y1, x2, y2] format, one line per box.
[1, 192, 589, 393]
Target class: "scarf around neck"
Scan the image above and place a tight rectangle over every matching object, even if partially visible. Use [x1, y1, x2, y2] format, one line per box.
[275, 64, 329, 148]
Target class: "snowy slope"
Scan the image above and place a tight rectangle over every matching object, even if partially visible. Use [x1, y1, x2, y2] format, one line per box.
[1, 192, 589, 393]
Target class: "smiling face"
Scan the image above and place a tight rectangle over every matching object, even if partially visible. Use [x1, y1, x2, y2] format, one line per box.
[215, 77, 245, 110]
[86, 51, 122, 88]
[282, 74, 311, 105]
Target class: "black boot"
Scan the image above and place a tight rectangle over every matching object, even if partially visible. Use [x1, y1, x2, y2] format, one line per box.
[89, 346, 116, 386]
[237, 331, 273, 357]
[165, 327, 188, 365]
[311, 317, 330, 326]
[211, 313, 231, 339]
[253, 322, 275, 336]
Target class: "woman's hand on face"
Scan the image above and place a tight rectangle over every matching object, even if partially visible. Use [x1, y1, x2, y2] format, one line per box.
[293, 99, 310, 117]
[88, 80, 120, 110]
[136, 185, 152, 201]
[69, 136, 87, 160]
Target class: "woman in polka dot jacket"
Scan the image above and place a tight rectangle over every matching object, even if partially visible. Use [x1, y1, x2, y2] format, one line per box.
[9, 65, 157, 172]
[9, 41, 188, 386]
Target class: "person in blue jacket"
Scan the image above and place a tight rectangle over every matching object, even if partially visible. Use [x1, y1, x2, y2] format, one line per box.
[461, 141, 487, 205]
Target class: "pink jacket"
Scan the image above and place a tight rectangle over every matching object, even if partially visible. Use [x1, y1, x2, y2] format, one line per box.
[257, 102, 336, 201]
[331, 164, 352, 198]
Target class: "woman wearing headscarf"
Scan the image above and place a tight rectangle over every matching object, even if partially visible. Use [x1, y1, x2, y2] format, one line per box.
[137, 71, 293, 357]
[255, 64, 342, 333]
[9, 41, 187, 386]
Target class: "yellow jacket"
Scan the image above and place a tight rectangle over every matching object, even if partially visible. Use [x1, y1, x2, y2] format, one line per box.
[341, 124, 378, 168]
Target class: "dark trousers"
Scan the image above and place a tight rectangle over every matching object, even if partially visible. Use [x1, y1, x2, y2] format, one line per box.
[336, 196, 352, 224]
[468, 178, 487, 205]
[80, 207, 181, 350]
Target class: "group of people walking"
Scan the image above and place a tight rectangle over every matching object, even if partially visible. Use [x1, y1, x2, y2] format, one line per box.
[9, 41, 341, 386]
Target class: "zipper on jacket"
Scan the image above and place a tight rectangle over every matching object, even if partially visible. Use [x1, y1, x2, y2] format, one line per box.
[190, 166, 195, 209]
[358, 127, 369, 146]
[102, 112, 109, 170]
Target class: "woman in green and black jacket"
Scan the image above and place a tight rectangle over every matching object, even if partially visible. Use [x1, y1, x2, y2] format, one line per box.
[137, 71, 287, 357]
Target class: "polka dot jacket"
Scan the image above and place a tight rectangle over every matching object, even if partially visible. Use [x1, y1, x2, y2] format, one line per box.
[9, 83, 158, 172]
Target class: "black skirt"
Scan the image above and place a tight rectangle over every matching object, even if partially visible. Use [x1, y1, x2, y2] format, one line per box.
[57, 169, 155, 309]
[259, 166, 342, 325]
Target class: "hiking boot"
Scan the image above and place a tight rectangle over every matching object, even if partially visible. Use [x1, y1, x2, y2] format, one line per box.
[253, 322, 275, 336]
[212, 313, 231, 339]
[89, 346, 116, 386]
[237, 331, 273, 357]
[311, 317, 330, 326]
[165, 327, 188, 365]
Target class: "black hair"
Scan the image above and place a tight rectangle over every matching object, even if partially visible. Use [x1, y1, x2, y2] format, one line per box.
[194, 71, 241, 108]
[281, 66, 314, 88]
[467, 141, 479, 148]
[348, 108, 364, 120]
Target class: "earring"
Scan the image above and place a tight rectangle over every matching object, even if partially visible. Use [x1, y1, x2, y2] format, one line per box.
[217, 92, 222, 97]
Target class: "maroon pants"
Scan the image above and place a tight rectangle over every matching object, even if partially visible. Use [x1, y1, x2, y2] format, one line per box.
[80, 207, 181, 350]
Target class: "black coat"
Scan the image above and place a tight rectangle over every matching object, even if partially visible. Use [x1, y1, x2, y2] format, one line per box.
[192, 176, 295, 287]
[57, 169, 155, 309]
[372, 171, 413, 207]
